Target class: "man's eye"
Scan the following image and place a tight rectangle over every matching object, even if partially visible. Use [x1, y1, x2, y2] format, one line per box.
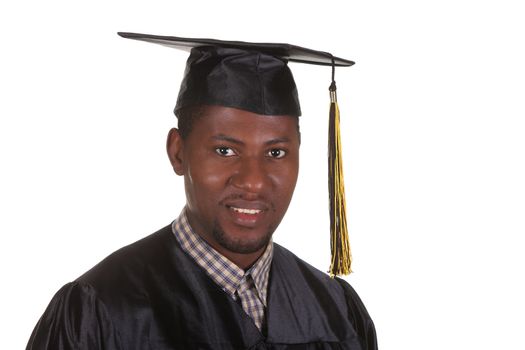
[215, 147, 236, 157]
[268, 149, 286, 159]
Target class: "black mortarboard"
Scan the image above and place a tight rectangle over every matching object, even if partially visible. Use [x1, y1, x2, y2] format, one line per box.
[118, 32, 354, 276]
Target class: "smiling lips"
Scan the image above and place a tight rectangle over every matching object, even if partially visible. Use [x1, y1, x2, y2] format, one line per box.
[230, 207, 262, 215]
[227, 205, 266, 226]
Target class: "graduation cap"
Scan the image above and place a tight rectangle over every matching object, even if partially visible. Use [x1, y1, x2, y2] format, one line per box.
[118, 32, 354, 276]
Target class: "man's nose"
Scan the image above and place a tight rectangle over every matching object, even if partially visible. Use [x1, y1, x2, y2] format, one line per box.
[230, 157, 271, 193]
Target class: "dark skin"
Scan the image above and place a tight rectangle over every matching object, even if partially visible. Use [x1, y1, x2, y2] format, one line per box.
[167, 105, 300, 269]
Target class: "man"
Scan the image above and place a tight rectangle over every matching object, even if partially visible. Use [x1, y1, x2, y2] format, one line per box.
[27, 33, 377, 349]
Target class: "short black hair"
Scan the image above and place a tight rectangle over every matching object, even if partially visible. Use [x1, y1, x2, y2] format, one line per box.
[175, 106, 207, 139]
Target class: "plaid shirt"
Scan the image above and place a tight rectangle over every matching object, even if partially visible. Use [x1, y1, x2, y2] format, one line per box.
[172, 208, 273, 330]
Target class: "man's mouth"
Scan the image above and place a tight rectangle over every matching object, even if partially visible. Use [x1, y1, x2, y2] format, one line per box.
[225, 204, 266, 227]
[230, 207, 263, 215]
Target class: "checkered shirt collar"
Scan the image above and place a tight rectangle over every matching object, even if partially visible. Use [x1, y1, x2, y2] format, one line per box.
[171, 208, 273, 306]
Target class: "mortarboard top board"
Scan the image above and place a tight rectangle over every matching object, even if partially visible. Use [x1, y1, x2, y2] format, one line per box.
[118, 32, 354, 276]
[117, 32, 354, 67]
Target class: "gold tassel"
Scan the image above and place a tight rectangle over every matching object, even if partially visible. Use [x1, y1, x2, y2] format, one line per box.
[328, 79, 352, 277]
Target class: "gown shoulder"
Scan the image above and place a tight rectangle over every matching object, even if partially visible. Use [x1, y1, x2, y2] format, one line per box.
[334, 277, 378, 350]
[26, 281, 119, 350]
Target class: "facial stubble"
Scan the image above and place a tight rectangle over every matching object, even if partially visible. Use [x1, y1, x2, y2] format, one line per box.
[212, 220, 275, 254]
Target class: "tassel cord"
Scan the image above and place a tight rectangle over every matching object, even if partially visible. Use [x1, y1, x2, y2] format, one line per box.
[328, 74, 352, 276]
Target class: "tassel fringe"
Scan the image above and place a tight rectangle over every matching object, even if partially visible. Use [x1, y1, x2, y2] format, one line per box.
[328, 82, 352, 277]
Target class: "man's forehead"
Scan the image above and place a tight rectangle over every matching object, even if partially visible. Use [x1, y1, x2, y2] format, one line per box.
[192, 106, 299, 135]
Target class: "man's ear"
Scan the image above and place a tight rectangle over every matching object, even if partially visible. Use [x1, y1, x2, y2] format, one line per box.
[166, 128, 185, 175]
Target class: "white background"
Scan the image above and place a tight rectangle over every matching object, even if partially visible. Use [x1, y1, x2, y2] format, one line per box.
[1, 1, 524, 349]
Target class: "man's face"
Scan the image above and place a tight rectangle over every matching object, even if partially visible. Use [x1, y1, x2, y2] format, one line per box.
[168, 105, 300, 265]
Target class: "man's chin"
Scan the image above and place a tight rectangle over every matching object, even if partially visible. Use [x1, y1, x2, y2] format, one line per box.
[212, 226, 273, 255]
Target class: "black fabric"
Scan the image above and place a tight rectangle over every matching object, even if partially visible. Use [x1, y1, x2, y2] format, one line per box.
[117, 32, 355, 118]
[175, 47, 301, 117]
[27, 225, 377, 350]
[117, 33, 355, 67]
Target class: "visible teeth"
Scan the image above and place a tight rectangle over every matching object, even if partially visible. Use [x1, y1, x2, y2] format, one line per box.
[231, 207, 262, 214]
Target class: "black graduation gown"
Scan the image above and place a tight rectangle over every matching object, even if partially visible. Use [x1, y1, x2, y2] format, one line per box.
[27, 225, 377, 349]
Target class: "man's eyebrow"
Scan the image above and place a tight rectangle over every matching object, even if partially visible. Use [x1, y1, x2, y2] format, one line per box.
[265, 137, 291, 146]
[211, 135, 292, 146]
[211, 134, 244, 145]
